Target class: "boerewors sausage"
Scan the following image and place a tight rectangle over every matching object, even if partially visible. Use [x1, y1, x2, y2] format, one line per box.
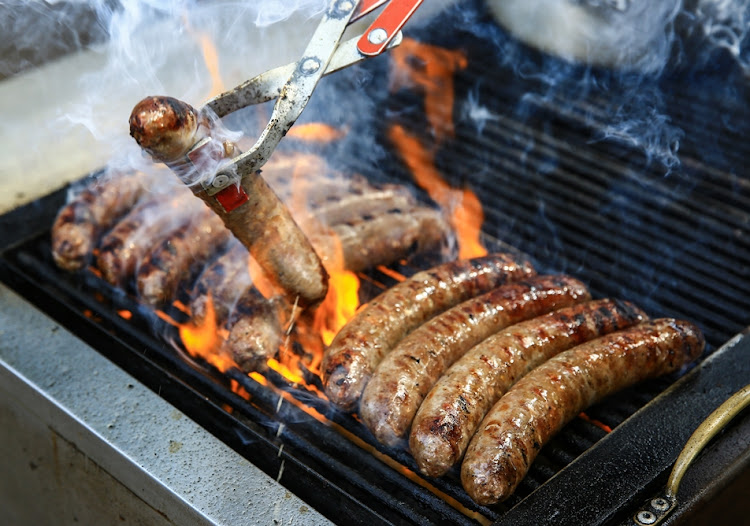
[129, 95, 329, 308]
[51, 171, 147, 271]
[360, 275, 590, 446]
[321, 253, 536, 411]
[410, 298, 646, 477]
[461, 318, 704, 505]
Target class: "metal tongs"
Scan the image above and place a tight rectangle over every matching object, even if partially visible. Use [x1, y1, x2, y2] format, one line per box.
[188, 0, 423, 212]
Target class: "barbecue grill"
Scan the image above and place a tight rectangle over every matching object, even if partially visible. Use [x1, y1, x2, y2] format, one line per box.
[2, 1, 750, 525]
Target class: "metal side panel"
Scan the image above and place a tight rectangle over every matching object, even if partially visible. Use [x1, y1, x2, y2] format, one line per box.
[0, 283, 331, 526]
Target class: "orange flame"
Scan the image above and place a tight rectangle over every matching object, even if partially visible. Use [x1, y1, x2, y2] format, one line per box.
[230, 379, 251, 401]
[177, 294, 235, 372]
[389, 124, 486, 259]
[389, 39, 468, 143]
[197, 33, 224, 97]
[317, 269, 360, 346]
[287, 123, 346, 143]
[387, 40, 484, 259]
[247, 256, 277, 300]
[183, 16, 224, 98]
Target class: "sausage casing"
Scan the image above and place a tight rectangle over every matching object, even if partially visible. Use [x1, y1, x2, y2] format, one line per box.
[51, 171, 146, 271]
[360, 275, 590, 446]
[136, 207, 230, 306]
[461, 318, 705, 505]
[322, 253, 536, 411]
[410, 298, 646, 477]
[96, 192, 196, 287]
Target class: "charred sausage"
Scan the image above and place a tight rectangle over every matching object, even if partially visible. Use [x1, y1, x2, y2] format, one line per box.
[321, 253, 536, 411]
[410, 299, 646, 477]
[360, 275, 590, 446]
[332, 208, 451, 273]
[190, 241, 253, 325]
[136, 207, 231, 306]
[130, 96, 329, 308]
[312, 186, 417, 226]
[96, 192, 197, 287]
[461, 318, 705, 505]
[225, 295, 284, 373]
[51, 171, 147, 271]
[188, 240, 285, 372]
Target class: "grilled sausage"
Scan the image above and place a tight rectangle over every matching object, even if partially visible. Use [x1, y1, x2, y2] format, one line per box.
[322, 253, 537, 411]
[129, 96, 201, 161]
[190, 241, 253, 325]
[130, 96, 329, 309]
[331, 207, 451, 273]
[360, 275, 590, 446]
[51, 171, 147, 271]
[96, 192, 197, 287]
[136, 207, 231, 306]
[188, 239, 284, 372]
[461, 318, 705, 505]
[312, 186, 417, 226]
[225, 295, 284, 372]
[410, 299, 647, 477]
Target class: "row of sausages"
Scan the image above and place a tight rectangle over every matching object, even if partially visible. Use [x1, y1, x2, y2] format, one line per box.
[321, 253, 704, 505]
[50, 162, 451, 371]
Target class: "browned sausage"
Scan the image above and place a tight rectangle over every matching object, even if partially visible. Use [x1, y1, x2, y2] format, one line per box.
[188, 240, 284, 373]
[129, 95, 201, 161]
[312, 186, 417, 226]
[96, 192, 197, 287]
[51, 171, 147, 271]
[461, 318, 705, 505]
[190, 240, 253, 325]
[311, 207, 451, 273]
[136, 207, 231, 306]
[410, 299, 647, 477]
[360, 275, 590, 446]
[129, 96, 329, 308]
[225, 295, 284, 373]
[321, 253, 537, 411]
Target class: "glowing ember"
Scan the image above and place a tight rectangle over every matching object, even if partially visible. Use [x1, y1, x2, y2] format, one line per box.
[389, 38, 468, 142]
[230, 379, 251, 401]
[388, 124, 487, 259]
[579, 412, 613, 433]
[287, 123, 346, 143]
[117, 309, 133, 320]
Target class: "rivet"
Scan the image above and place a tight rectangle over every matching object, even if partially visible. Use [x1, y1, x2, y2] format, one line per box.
[300, 57, 321, 74]
[368, 28, 388, 45]
[651, 498, 670, 512]
[337, 0, 354, 12]
[213, 174, 230, 188]
[636, 510, 657, 525]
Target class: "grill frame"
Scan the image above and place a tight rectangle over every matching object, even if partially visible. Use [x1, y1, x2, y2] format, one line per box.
[3, 1, 750, 523]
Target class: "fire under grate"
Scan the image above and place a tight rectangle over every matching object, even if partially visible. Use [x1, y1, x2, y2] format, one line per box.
[2, 2, 750, 525]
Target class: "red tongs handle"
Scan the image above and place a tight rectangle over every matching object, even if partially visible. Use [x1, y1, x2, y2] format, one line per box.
[356, 0, 424, 56]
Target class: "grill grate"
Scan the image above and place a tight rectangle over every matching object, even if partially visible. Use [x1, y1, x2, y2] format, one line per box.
[2, 2, 750, 525]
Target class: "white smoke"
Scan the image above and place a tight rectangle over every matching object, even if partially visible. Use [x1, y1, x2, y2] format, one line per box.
[689, 0, 750, 71]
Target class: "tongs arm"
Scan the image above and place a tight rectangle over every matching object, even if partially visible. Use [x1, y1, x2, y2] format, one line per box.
[198, 0, 422, 196]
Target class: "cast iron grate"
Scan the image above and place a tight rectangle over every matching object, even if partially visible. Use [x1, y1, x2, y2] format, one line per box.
[2, 1, 750, 525]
